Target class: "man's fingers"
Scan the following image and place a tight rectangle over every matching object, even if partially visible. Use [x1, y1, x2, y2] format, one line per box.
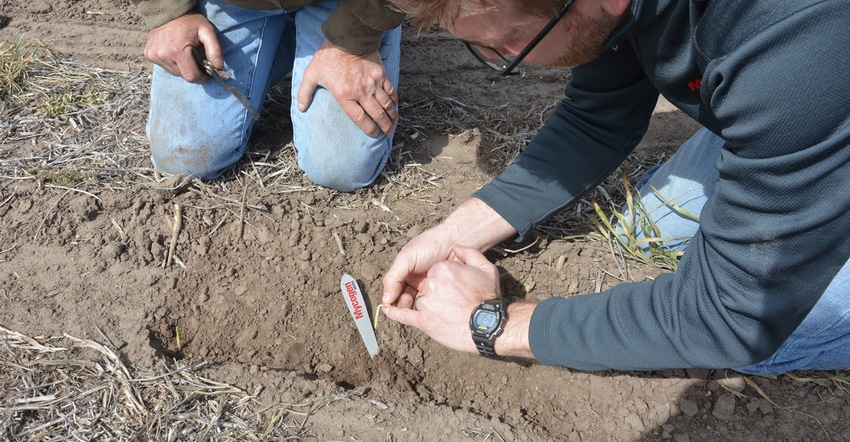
[396, 283, 420, 309]
[383, 79, 398, 105]
[452, 245, 491, 268]
[296, 71, 319, 113]
[363, 97, 396, 136]
[381, 305, 419, 327]
[374, 89, 400, 126]
[383, 272, 425, 306]
[350, 103, 382, 137]
[452, 246, 501, 292]
[177, 46, 207, 83]
[382, 280, 405, 305]
[337, 100, 380, 137]
[197, 27, 223, 69]
[397, 293, 415, 310]
[375, 85, 399, 112]
[382, 259, 410, 304]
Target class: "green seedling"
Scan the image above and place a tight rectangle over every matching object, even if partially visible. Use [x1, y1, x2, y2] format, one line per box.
[26, 169, 84, 187]
[39, 88, 105, 119]
[592, 169, 700, 271]
[0, 36, 43, 101]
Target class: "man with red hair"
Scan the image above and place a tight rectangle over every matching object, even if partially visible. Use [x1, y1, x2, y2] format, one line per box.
[382, 0, 850, 374]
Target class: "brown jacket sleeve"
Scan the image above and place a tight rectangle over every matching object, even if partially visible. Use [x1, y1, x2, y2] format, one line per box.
[132, 0, 196, 29]
[132, 0, 404, 54]
[321, 0, 404, 54]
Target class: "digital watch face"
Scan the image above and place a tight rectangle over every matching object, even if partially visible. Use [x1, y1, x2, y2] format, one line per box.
[474, 310, 499, 332]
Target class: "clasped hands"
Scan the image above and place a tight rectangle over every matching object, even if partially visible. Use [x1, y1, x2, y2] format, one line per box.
[380, 198, 537, 360]
[381, 242, 503, 355]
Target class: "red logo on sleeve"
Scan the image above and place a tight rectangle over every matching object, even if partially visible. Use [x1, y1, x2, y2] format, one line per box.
[688, 78, 702, 91]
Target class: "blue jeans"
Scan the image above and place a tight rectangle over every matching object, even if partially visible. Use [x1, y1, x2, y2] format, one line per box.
[626, 128, 850, 375]
[147, 0, 401, 191]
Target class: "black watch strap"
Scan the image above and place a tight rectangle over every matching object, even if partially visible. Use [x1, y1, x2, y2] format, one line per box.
[472, 334, 501, 359]
[469, 299, 507, 359]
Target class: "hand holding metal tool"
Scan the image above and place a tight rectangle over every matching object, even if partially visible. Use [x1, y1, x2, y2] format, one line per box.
[191, 47, 261, 121]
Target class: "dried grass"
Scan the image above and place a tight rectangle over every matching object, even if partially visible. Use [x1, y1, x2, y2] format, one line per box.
[0, 325, 352, 440]
[0, 36, 654, 243]
[0, 43, 151, 184]
[0, 37, 42, 102]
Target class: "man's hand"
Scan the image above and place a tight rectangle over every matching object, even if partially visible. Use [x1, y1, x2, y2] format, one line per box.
[144, 12, 222, 84]
[383, 243, 539, 360]
[382, 198, 518, 309]
[381, 246, 501, 354]
[381, 198, 536, 359]
[297, 39, 398, 137]
[381, 224, 459, 311]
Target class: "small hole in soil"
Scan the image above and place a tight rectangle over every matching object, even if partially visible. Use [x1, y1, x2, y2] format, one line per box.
[147, 327, 184, 359]
[335, 381, 356, 390]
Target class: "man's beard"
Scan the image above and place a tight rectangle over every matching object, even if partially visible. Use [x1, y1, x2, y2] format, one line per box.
[551, 8, 623, 67]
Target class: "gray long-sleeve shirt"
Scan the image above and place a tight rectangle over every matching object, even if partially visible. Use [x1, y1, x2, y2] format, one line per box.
[474, 0, 850, 370]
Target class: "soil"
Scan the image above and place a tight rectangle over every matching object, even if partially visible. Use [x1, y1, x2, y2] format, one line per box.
[2, 1, 849, 441]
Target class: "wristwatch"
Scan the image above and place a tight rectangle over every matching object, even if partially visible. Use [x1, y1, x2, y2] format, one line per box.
[469, 299, 507, 359]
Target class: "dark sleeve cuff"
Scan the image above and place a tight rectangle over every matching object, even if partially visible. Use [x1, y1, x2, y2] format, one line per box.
[322, 0, 404, 54]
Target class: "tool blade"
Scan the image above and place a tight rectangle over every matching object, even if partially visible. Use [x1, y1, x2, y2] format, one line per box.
[192, 47, 261, 120]
[208, 71, 262, 121]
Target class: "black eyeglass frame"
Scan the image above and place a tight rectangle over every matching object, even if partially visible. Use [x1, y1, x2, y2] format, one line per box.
[464, 0, 576, 76]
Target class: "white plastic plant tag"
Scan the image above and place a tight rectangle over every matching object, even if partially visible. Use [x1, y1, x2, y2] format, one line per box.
[340, 274, 379, 359]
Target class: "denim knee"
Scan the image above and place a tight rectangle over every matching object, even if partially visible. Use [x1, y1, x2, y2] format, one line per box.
[297, 137, 390, 192]
[149, 128, 246, 181]
[147, 64, 253, 180]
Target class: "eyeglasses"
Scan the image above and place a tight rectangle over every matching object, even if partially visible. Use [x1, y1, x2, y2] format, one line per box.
[464, 0, 576, 76]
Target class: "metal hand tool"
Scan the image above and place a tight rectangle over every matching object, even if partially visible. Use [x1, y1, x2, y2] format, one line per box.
[192, 48, 261, 121]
